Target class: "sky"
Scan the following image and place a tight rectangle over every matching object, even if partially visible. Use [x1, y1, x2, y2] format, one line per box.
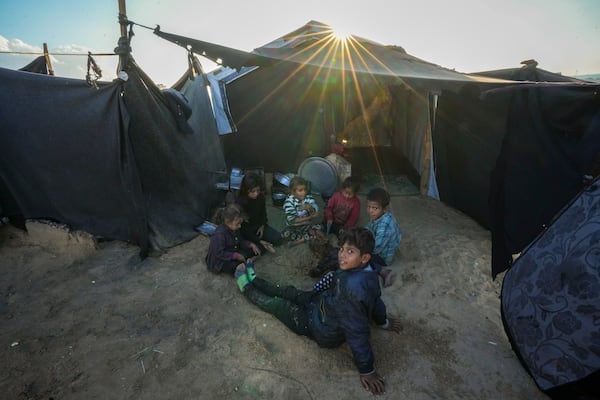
[1, 0, 599, 85]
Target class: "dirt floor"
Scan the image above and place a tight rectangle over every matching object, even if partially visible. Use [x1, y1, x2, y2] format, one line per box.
[0, 193, 550, 400]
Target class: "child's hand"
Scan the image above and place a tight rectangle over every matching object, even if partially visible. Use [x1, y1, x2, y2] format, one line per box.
[249, 243, 261, 256]
[235, 253, 246, 262]
[359, 371, 385, 395]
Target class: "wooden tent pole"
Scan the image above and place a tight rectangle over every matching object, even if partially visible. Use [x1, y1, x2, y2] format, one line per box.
[115, 0, 131, 72]
[43, 43, 55, 76]
[118, 0, 128, 37]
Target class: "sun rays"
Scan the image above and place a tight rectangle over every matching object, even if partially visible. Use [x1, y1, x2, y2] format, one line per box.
[330, 24, 352, 41]
[235, 22, 422, 180]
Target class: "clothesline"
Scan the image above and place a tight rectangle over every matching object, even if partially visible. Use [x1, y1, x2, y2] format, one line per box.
[0, 50, 116, 56]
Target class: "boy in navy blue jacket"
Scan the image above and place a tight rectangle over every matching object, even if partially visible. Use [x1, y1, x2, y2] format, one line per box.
[234, 227, 402, 395]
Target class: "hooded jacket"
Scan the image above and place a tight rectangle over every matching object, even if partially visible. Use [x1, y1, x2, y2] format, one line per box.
[308, 265, 387, 374]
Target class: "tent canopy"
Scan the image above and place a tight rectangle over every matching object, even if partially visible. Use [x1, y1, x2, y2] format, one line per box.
[154, 20, 512, 181]
[155, 20, 508, 84]
[471, 59, 587, 83]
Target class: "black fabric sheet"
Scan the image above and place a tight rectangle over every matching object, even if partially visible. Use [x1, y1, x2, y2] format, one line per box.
[1, 59, 227, 251]
[121, 60, 225, 249]
[490, 85, 600, 277]
[433, 83, 509, 228]
[0, 66, 148, 248]
[434, 82, 600, 278]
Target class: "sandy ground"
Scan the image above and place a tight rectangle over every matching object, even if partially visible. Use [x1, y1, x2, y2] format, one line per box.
[0, 194, 549, 400]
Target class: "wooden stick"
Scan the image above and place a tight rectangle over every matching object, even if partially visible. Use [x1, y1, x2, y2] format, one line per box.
[43, 43, 54, 76]
[118, 0, 128, 37]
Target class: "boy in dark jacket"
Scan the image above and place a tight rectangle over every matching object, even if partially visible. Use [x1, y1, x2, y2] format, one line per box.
[234, 227, 402, 395]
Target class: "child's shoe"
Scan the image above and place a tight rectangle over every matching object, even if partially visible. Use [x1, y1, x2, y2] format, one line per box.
[245, 260, 257, 282]
[235, 264, 250, 292]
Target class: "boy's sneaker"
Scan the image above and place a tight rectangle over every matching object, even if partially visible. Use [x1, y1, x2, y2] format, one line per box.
[235, 264, 250, 292]
[245, 261, 257, 282]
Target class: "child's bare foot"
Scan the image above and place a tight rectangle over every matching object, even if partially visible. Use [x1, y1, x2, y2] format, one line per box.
[379, 268, 395, 288]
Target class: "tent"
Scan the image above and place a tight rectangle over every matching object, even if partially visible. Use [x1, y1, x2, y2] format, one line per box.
[433, 60, 596, 229]
[19, 55, 52, 75]
[0, 55, 227, 253]
[471, 59, 588, 83]
[501, 176, 600, 398]
[155, 21, 508, 197]
[433, 74, 600, 276]
[155, 21, 600, 277]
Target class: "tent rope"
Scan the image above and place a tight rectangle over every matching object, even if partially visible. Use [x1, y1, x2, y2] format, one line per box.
[0, 50, 115, 56]
[86, 52, 102, 88]
[127, 20, 159, 32]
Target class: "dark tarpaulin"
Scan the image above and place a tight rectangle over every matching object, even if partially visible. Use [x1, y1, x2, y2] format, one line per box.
[489, 84, 600, 277]
[0, 66, 148, 249]
[433, 60, 583, 229]
[433, 83, 510, 228]
[434, 62, 591, 230]
[433, 80, 600, 277]
[121, 59, 226, 249]
[0, 58, 227, 251]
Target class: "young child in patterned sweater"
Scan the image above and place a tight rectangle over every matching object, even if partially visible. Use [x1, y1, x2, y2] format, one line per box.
[282, 176, 322, 242]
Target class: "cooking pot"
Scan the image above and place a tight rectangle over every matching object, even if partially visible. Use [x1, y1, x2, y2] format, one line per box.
[272, 192, 287, 207]
[273, 172, 294, 187]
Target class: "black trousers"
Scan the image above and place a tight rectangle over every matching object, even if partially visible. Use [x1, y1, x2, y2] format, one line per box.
[244, 277, 314, 339]
[241, 223, 284, 252]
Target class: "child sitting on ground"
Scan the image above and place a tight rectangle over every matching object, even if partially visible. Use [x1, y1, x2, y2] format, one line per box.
[324, 176, 361, 237]
[236, 173, 283, 254]
[365, 187, 402, 286]
[233, 227, 402, 396]
[205, 203, 260, 274]
[282, 176, 322, 242]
